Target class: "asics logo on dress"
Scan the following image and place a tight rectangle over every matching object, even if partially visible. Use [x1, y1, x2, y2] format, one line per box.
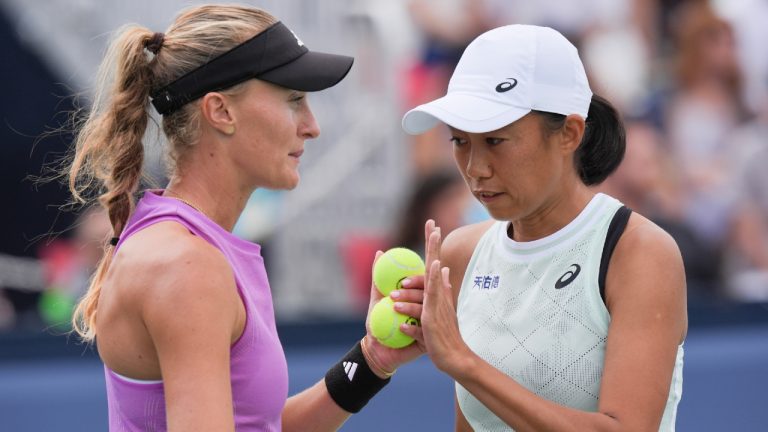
[343, 361, 358, 381]
[555, 264, 581, 289]
[495, 78, 518, 93]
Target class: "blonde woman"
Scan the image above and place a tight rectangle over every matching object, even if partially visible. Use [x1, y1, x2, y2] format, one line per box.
[68, 5, 425, 431]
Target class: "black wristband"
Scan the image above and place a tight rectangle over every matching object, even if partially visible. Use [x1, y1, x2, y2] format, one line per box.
[324, 340, 391, 413]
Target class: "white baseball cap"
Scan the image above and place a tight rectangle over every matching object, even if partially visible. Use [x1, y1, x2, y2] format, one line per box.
[402, 25, 593, 135]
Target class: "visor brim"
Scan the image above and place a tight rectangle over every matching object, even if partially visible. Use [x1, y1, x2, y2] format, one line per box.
[402, 93, 531, 134]
[258, 51, 354, 92]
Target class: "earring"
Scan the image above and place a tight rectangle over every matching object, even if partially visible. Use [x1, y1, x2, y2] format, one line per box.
[225, 125, 236, 135]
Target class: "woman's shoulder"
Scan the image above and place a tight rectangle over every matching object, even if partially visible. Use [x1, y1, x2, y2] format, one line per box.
[606, 211, 686, 308]
[110, 221, 236, 306]
[605, 211, 688, 342]
[120, 220, 228, 267]
[620, 212, 681, 257]
[441, 219, 496, 268]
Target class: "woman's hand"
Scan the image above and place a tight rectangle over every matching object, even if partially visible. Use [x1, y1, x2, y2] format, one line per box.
[413, 220, 472, 375]
[362, 251, 426, 378]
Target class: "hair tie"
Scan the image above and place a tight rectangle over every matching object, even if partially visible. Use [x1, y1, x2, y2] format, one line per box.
[146, 32, 165, 55]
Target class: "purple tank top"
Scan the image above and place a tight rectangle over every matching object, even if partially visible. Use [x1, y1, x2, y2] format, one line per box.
[103, 190, 288, 431]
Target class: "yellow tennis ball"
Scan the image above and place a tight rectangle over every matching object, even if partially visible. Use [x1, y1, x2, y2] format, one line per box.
[373, 247, 425, 297]
[370, 297, 419, 349]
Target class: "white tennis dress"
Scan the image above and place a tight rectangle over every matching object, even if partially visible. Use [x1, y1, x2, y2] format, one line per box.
[455, 193, 684, 431]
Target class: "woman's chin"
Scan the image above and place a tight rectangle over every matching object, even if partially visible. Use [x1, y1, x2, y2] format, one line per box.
[280, 173, 300, 190]
[483, 205, 515, 222]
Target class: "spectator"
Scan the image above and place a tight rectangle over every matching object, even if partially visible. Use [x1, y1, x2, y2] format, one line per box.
[599, 121, 722, 299]
[663, 1, 746, 252]
[404, 0, 488, 174]
[724, 93, 768, 301]
[391, 169, 472, 255]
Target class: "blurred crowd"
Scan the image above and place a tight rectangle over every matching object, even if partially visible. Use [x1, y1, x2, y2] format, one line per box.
[1, 0, 767, 332]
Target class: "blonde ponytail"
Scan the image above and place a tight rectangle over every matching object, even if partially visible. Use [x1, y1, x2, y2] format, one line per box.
[69, 26, 156, 340]
[68, 5, 278, 341]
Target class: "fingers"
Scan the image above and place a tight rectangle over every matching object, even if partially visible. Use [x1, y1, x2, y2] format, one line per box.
[399, 321, 424, 346]
[424, 220, 440, 276]
[371, 250, 384, 271]
[393, 300, 422, 320]
[430, 228, 442, 263]
[441, 266, 452, 294]
[424, 219, 435, 250]
[390, 287, 424, 304]
[425, 227, 442, 283]
[368, 250, 385, 302]
[391, 283, 425, 324]
[426, 258, 442, 296]
[400, 275, 425, 290]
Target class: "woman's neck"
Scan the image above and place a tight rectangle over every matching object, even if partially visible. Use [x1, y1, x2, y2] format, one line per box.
[165, 164, 251, 233]
[508, 185, 594, 242]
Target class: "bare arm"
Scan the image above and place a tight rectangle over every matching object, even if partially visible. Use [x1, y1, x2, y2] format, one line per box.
[141, 238, 242, 432]
[455, 396, 474, 432]
[282, 381, 352, 432]
[283, 251, 428, 431]
[423, 215, 687, 431]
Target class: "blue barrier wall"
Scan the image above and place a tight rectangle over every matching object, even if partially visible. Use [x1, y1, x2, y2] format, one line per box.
[1, 322, 767, 431]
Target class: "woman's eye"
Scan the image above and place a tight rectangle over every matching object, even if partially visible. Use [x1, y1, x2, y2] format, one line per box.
[449, 136, 467, 146]
[290, 94, 305, 104]
[485, 137, 505, 146]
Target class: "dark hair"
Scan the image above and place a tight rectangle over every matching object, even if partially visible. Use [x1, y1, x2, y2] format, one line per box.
[534, 94, 625, 186]
[391, 170, 464, 251]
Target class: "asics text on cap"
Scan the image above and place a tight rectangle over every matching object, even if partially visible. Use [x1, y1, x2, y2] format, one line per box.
[402, 25, 592, 135]
[151, 22, 354, 115]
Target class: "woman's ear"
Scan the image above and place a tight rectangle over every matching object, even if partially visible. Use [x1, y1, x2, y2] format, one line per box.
[200, 92, 236, 136]
[560, 114, 586, 153]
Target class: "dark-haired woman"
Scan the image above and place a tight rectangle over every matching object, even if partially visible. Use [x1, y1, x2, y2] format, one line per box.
[399, 25, 686, 431]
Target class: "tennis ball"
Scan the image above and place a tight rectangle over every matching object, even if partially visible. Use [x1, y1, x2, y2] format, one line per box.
[373, 247, 425, 297]
[370, 297, 419, 349]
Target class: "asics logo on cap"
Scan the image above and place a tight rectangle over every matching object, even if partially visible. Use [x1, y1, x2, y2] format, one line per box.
[495, 78, 518, 93]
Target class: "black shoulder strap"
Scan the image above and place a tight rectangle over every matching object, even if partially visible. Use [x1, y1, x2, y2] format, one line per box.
[599, 206, 633, 303]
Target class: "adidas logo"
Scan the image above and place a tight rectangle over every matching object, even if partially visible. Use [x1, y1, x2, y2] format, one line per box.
[343, 361, 358, 381]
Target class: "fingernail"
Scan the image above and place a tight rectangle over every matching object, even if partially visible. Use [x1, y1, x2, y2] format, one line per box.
[400, 324, 409, 331]
[390, 290, 401, 299]
[394, 302, 404, 310]
[400, 278, 412, 287]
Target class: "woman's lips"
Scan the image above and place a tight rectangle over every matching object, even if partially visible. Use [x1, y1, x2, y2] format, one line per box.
[474, 190, 502, 203]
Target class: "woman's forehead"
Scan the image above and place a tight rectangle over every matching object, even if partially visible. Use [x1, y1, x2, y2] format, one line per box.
[448, 113, 538, 136]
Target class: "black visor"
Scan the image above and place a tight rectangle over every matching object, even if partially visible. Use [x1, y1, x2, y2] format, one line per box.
[150, 22, 354, 115]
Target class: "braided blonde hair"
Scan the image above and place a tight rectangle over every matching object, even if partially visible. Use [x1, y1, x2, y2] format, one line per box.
[69, 5, 278, 340]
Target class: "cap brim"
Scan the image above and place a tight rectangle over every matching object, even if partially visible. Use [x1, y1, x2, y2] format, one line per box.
[258, 51, 354, 92]
[402, 93, 530, 134]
